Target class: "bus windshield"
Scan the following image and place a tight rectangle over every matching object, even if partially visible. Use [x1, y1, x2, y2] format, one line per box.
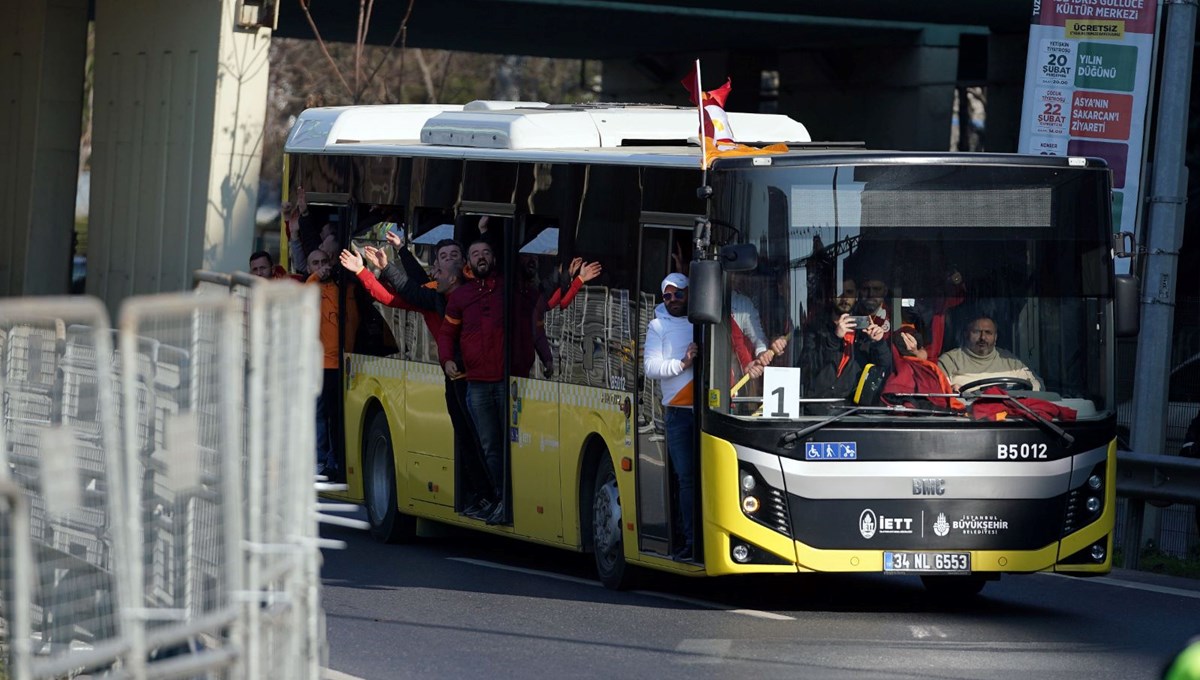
[706, 161, 1114, 423]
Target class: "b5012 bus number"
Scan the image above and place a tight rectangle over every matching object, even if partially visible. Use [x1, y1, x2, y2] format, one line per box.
[996, 443, 1048, 460]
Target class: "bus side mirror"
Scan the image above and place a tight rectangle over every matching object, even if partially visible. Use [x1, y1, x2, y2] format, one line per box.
[1112, 231, 1135, 258]
[1114, 274, 1139, 337]
[720, 243, 758, 272]
[688, 259, 723, 324]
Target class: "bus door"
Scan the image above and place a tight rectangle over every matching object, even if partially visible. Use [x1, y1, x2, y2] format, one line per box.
[636, 220, 696, 557]
[291, 195, 359, 483]
[447, 211, 516, 518]
[507, 218, 563, 539]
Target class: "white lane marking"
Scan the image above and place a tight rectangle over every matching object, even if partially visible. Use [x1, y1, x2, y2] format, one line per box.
[447, 558, 599, 587]
[447, 558, 795, 620]
[631, 590, 796, 621]
[1041, 572, 1200, 600]
[322, 669, 366, 680]
[675, 639, 732, 664]
[909, 625, 948, 639]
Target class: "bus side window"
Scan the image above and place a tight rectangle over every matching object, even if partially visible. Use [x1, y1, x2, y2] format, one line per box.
[563, 165, 638, 392]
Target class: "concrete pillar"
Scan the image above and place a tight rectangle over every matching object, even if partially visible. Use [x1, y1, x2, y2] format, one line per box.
[0, 0, 88, 297]
[89, 0, 270, 312]
[986, 31, 1030, 153]
[777, 29, 962, 150]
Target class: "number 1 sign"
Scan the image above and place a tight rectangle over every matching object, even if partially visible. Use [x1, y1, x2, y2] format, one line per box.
[762, 367, 801, 418]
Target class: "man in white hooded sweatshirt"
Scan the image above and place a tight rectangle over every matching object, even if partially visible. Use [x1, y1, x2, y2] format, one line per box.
[645, 272, 699, 560]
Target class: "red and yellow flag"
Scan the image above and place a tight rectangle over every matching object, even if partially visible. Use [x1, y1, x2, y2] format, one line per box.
[681, 60, 789, 168]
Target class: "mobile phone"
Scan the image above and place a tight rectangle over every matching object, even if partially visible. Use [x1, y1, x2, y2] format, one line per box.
[849, 315, 872, 330]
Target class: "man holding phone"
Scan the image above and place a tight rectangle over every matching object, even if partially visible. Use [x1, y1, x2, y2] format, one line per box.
[800, 277, 892, 411]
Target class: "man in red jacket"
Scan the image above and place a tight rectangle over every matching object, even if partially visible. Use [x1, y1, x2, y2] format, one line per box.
[438, 240, 509, 524]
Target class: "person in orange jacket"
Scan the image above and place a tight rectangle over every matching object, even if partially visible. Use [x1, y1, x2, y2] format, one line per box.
[307, 248, 358, 482]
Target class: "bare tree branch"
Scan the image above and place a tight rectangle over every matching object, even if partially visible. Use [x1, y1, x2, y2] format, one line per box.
[355, 0, 365, 97]
[362, 0, 416, 103]
[414, 49, 436, 102]
[299, 0, 353, 99]
[363, 0, 376, 72]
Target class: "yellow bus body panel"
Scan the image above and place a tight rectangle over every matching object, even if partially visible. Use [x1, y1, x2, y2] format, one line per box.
[509, 377, 563, 539]
[1054, 440, 1116, 574]
[697, 435, 801, 575]
[556, 383, 637, 551]
[344, 353, 645, 550]
[342, 354, 410, 503]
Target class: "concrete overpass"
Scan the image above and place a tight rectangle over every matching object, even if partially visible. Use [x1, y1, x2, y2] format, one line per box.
[275, 0, 1035, 56]
[0, 0, 1053, 310]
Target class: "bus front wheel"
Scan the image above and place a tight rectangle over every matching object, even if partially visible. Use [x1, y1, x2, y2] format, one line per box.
[363, 410, 415, 544]
[592, 456, 633, 590]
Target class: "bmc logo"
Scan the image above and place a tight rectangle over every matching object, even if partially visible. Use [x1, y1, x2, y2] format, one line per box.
[912, 478, 945, 496]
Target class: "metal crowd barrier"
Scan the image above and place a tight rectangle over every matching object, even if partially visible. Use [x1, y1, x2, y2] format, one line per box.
[117, 293, 245, 678]
[0, 277, 344, 680]
[1, 478, 35, 680]
[0, 298, 131, 679]
[191, 269, 366, 680]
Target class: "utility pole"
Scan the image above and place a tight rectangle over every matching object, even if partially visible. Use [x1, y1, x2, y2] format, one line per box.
[1126, 0, 1197, 570]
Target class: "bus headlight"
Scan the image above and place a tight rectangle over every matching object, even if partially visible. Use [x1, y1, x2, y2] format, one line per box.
[731, 543, 751, 563]
[742, 496, 760, 514]
[740, 473, 756, 492]
[1086, 497, 1101, 513]
[1091, 543, 1106, 562]
[1087, 474, 1102, 490]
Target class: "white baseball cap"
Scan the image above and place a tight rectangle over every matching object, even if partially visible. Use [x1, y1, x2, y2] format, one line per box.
[661, 272, 689, 293]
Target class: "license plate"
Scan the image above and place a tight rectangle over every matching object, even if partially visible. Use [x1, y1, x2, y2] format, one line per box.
[883, 551, 971, 574]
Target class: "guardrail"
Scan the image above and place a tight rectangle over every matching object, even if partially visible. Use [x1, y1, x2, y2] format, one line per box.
[1116, 450, 1200, 569]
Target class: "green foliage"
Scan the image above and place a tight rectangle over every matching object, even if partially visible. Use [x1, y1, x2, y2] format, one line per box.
[1113, 544, 1200, 579]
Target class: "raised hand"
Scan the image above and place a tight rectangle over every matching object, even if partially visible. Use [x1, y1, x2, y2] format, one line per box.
[339, 249, 364, 275]
[362, 245, 387, 269]
[671, 240, 685, 274]
[385, 229, 404, 248]
[579, 261, 603, 282]
[568, 257, 583, 277]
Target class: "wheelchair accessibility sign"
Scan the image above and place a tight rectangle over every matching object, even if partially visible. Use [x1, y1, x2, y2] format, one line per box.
[805, 442, 857, 460]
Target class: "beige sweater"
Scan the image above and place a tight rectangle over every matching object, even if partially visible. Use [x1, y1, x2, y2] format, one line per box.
[937, 347, 1042, 390]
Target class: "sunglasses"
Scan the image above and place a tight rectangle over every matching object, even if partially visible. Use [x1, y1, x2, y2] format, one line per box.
[663, 290, 687, 301]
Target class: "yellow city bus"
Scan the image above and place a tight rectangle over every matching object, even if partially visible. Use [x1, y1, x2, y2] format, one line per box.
[282, 101, 1136, 593]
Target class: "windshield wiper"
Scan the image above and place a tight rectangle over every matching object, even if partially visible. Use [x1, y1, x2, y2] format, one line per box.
[778, 407, 864, 447]
[972, 393, 1075, 446]
[777, 403, 964, 448]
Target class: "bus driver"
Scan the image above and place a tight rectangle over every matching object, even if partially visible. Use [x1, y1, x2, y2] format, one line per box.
[937, 315, 1043, 391]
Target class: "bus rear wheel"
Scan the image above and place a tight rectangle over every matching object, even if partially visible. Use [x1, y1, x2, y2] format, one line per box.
[363, 410, 415, 543]
[920, 574, 989, 598]
[592, 456, 634, 590]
